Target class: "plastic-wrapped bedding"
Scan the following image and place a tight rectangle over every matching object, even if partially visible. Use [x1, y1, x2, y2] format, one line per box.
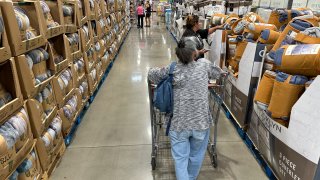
[268, 8, 314, 29]
[254, 70, 276, 110]
[14, 7, 30, 31]
[228, 40, 248, 72]
[232, 19, 248, 35]
[258, 29, 280, 44]
[211, 14, 238, 26]
[274, 44, 320, 76]
[0, 108, 28, 153]
[294, 27, 320, 44]
[62, 5, 73, 16]
[223, 17, 239, 30]
[268, 72, 307, 120]
[267, 15, 319, 61]
[0, 18, 4, 34]
[243, 23, 277, 40]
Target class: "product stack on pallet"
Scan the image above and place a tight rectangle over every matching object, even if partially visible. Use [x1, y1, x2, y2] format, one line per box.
[166, 0, 253, 41]
[0, 0, 131, 179]
[206, 2, 320, 180]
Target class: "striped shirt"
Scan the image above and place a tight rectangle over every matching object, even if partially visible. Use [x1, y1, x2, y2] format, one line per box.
[148, 59, 222, 131]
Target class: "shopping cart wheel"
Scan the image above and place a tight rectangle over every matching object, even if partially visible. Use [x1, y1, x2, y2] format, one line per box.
[151, 157, 156, 170]
[211, 153, 218, 168]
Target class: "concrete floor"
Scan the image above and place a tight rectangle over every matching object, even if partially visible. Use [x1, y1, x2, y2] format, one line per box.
[51, 20, 268, 180]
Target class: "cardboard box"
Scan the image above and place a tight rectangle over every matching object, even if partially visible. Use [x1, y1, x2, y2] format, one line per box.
[15, 48, 54, 99]
[62, 0, 78, 33]
[209, 30, 227, 68]
[48, 34, 69, 75]
[96, 18, 107, 39]
[90, 20, 99, 43]
[0, 9, 11, 63]
[101, 51, 111, 72]
[78, 77, 89, 109]
[101, 0, 109, 17]
[257, 76, 320, 161]
[270, 136, 318, 180]
[38, 0, 65, 39]
[64, 31, 82, 61]
[26, 81, 58, 138]
[73, 57, 86, 87]
[79, 22, 93, 52]
[8, 143, 43, 180]
[0, 107, 34, 179]
[253, 102, 320, 179]
[247, 104, 259, 144]
[95, 39, 106, 60]
[0, 58, 24, 123]
[258, 119, 272, 164]
[96, 61, 103, 82]
[52, 66, 76, 108]
[46, 140, 66, 177]
[226, 43, 267, 128]
[251, 76, 320, 179]
[83, 45, 97, 74]
[59, 88, 81, 136]
[0, 1, 46, 56]
[36, 126, 64, 172]
[67, 0, 88, 28]
[86, 0, 96, 20]
[87, 69, 98, 95]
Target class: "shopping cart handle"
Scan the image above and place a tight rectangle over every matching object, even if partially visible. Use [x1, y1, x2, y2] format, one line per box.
[208, 83, 221, 88]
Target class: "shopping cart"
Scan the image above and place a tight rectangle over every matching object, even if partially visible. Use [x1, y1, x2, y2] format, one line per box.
[148, 74, 227, 170]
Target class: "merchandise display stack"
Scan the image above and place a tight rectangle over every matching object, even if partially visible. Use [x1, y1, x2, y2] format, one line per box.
[129, 0, 135, 23]
[206, 3, 320, 179]
[166, 0, 253, 41]
[0, 0, 131, 179]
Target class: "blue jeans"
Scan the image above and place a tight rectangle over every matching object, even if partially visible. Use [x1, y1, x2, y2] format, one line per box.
[169, 129, 210, 180]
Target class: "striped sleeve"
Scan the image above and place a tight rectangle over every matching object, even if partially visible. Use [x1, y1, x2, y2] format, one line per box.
[148, 66, 170, 84]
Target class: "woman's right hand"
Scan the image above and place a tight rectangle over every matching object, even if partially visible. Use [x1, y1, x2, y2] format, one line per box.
[198, 49, 209, 54]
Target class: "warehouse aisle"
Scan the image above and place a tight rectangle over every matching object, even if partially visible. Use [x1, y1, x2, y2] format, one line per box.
[52, 20, 268, 180]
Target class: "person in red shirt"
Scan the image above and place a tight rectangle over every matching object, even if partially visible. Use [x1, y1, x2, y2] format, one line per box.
[136, 3, 145, 28]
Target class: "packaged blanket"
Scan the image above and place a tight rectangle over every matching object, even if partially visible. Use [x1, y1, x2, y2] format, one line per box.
[294, 27, 320, 44]
[258, 29, 280, 44]
[268, 72, 307, 120]
[243, 23, 277, 40]
[268, 15, 319, 61]
[274, 44, 320, 76]
[254, 70, 276, 110]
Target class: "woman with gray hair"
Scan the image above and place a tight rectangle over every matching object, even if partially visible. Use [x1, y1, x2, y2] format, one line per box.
[148, 37, 224, 180]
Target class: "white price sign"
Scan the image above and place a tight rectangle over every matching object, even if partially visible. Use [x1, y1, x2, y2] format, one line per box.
[259, 0, 271, 7]
[307, 0, 320, 11]
[292, 0, 308, 8]
[270, 0, 289, 8]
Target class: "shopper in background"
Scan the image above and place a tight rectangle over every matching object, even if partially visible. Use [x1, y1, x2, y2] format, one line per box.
[182, 15, 224, 58]
[136, 2, 145, 28]
[148, 37, 224, 180]
[145, 1, 152, 27]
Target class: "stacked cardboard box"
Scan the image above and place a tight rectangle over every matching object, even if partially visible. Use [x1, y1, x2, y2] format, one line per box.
[0, 0, 131, 178]
[208, 7, 320, 180]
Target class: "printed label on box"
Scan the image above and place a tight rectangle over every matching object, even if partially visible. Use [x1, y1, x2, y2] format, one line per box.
[271, 137, 318, 180]
[285, 44, 320, 56]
